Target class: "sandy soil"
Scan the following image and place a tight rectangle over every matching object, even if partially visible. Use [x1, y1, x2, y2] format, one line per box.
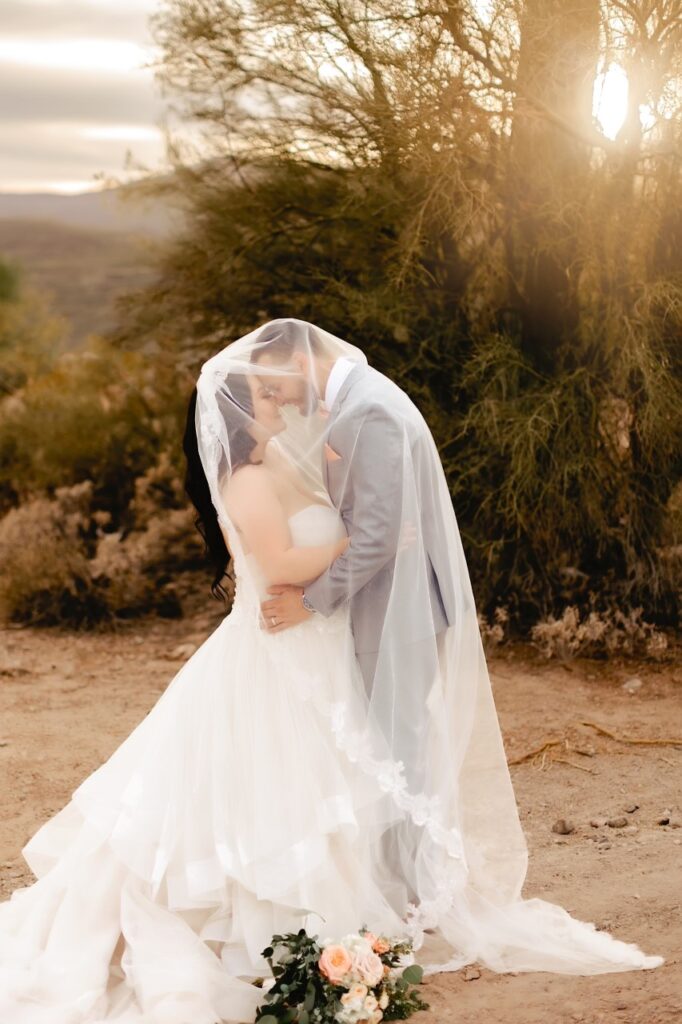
[0, 608, 680, 1024]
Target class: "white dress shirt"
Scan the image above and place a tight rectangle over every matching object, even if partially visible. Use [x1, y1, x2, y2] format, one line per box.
[323, 356, 357, 412]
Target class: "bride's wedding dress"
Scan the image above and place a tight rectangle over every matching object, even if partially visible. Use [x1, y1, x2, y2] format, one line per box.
[0, 505, 410, 1024]
[0, 502, 664, 1024]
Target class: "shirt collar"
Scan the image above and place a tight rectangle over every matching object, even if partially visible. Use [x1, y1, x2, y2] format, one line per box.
[322, 356, 357, 412]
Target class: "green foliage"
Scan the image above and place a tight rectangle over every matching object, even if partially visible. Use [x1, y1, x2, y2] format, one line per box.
[0, 258, 20, 303]
[0, 277, 64, 397]
[0, 335, 189, 520]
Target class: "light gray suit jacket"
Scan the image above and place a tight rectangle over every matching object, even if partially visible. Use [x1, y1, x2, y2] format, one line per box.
[304, 361, 456, 656]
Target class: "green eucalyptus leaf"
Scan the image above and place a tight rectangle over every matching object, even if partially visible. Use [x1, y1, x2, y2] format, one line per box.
[304, 982, 316, 1011]
[402, 964, 424, 984]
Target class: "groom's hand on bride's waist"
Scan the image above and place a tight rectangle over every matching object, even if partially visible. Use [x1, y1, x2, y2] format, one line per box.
[260, 586, 313, 633]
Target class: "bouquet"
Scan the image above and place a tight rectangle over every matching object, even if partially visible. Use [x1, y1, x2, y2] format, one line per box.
[254, 925, 429, 1024]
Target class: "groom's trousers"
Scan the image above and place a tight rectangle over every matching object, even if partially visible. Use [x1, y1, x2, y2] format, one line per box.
[355, 631, 447, 909]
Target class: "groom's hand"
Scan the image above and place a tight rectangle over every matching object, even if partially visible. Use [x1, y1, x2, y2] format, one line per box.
[260, 585, 313, 633]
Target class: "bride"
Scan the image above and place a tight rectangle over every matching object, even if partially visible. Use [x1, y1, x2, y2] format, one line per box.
[0, 320, 663, 1023]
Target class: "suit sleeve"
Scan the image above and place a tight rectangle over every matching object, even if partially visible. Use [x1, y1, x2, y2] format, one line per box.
[304, 406, 404, 616]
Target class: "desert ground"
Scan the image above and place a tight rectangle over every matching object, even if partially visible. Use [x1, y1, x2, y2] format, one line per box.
[1, 606, 680, 1024]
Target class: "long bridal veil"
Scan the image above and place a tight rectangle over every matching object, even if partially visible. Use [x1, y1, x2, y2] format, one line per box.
[194, 317, 663, 977]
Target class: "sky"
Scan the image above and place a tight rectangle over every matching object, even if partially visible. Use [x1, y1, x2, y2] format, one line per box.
[0, 0, 168, 193]
[0, 0, 632, 196]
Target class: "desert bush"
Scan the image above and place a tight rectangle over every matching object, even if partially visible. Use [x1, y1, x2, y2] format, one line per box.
[0, 337, 159, 518]
[477, 606, 510, 654]
[0, 480, 107, 626]
[90, 504, 204, 619]
[0, 263, 64, 398]
[0, 450, 209, 626]
[530, 605, 670, 662]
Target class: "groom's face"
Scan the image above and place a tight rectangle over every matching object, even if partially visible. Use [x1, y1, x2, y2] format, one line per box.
[255, 351, 320, 416]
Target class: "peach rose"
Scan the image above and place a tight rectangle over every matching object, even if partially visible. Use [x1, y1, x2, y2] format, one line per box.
[361, 930, 377, 946]
[372, 937, 390, 954]
[319, 944, 353, 985]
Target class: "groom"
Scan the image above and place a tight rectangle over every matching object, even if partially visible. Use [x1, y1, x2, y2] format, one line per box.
[254, 321, 457, 910]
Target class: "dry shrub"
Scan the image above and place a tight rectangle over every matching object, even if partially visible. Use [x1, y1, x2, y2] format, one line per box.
[530, 605, 670, 662]
[0, 454, 208, 626]
[0, 481, 106, 626]
[477, 606, 509, 653]
[90, 506, 203, 618]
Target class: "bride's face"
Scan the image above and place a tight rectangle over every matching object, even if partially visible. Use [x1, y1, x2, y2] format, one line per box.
[255, 352, 319, 416]
[247, 374, 286, 439]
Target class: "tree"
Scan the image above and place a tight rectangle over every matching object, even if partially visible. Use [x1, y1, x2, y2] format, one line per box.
[118, 0, 681, 622]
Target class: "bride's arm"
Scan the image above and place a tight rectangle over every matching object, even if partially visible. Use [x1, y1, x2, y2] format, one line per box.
[224, 466, 349, 586]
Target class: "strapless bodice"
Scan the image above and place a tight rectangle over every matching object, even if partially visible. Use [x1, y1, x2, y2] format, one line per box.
[235, 503, 346, 607]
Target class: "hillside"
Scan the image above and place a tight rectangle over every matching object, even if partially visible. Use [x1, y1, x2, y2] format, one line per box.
[0, 218, 163, 347]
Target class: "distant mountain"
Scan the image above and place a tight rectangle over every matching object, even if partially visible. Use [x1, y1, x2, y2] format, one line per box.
[0, 186, 178, 237]
[0, 186, 183, 347]
[0, 217, 163, 347]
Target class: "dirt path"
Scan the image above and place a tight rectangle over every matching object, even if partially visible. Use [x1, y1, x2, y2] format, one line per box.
[1, 612, 680, 1024]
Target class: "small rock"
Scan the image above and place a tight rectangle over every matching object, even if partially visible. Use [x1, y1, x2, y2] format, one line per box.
[597, 842, 612, 850]
[574, 745, 596, 757]
[621, 825, 638, 835]
[462, 966, 481, 981]
[0, 739, 10, 747]
[624, 803, 639, 813]
[657, 810, 672, 825]
[616, 1003, 628, 1011]
[590, 817, 607, 828]
[621, 677, 642, 693]
[669, 815, 682, 829]
[607, 816, 628, 829]
[552, 818, 575, 835]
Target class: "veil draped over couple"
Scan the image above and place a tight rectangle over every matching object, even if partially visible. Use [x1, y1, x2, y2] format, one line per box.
[0, 319, 663, 1023]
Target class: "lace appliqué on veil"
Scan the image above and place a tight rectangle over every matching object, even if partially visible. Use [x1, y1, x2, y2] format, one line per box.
[282, 653, 469, 962]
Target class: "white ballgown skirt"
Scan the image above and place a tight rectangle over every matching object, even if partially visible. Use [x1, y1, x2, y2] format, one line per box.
[0, 588, 414, 1024]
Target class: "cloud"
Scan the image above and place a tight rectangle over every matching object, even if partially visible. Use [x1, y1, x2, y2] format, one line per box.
[0, 63, 165, 125]
[1, 1, 156, 44]
[0, 120, 166, 191]
[0, 1, 169, 192]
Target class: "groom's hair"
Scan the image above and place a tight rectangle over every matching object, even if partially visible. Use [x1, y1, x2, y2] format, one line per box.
[250, 320, 323, 364]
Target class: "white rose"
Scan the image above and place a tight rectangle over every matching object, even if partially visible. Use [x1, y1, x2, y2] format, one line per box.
[352, 948, 384, 987]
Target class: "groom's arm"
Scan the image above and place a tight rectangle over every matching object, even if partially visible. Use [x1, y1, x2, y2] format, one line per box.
[303, 406, 404, 617]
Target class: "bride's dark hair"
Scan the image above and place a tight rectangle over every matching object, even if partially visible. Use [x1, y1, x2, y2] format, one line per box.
[182, 373, 257, 600]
